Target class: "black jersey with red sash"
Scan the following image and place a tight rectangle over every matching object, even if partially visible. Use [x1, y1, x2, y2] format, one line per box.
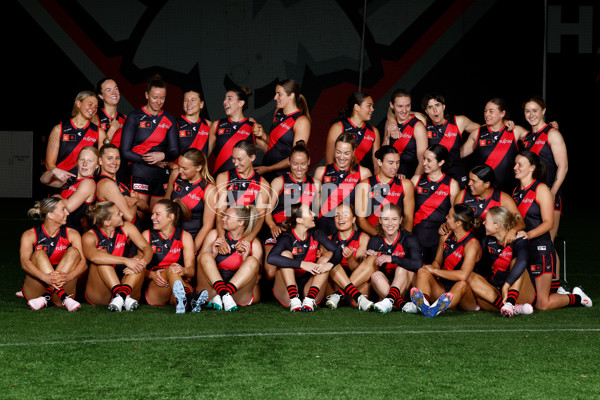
[214, 232, 248, 271]
[441, 231, 478, 272]
[319, 163, 362, 218]
[460, 187, 502, 222]
[32, 225, 71, 266]
[478, 236, 528, 287]
[330, 230, 364, 268]
[147, 228, 185, 271]
[272, 173, 317, 224]
[426, 116, 463, 163]
[56, 119, 100, 174]
[367, 230, 422, 275]
[225, 169, 264, 207]
[520, 124, 558, 187]
[170, 174, 209, 236]
[365, 175, 406, 226]
[513, 180, 551, 243]
[340, 118, 377, 171]
[390, 115, 420, 175]
[474, 125, 518, 188]
[213, 118, 255, 176]
[60, 176, 95, 232]
[262, 109, 302, 168]
[91, 225, 129, 258]
[120, 107, 179, 178]
[413, 174, 453, 229]
[177, 116, 210, 155]
[97, 109, 126, 148]
[266, 228, 342, 273]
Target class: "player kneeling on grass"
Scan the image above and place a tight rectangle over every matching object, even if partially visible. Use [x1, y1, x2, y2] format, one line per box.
[323, 204, 373, 311]
[20, 198, 87, 311]
[467, 206, 535, 317]
[196, 205, 262, 312]
[142, 199, 200, 314]
[82, 201, 153, 312]
[267, 203, 342, 312]
[367, 203, 423, 314]
[410, 204, 481, 318]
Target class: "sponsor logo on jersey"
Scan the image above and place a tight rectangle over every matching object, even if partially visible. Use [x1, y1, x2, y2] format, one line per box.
[133, 183, 149, 191]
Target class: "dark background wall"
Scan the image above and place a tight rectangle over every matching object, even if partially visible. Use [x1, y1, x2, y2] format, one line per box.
[4, 0, 598, 213]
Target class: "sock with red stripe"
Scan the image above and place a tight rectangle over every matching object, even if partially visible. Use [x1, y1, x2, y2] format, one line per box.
[567, 294, 582, 307]
[344, 284, 360, 303]
[112, 284, 132, 300]
[386, 286, 406, 308]
[227, 282, 238, 296]
[213, 280, 230, 297]
[550, 280, 561, 294]
[506, 289, 519, 306]
[307, 286, 320, 300]
[287, 285, 299, 299]
[493, 296, 504, 309]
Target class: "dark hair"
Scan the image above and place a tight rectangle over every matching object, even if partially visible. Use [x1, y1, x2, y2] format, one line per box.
[421, 92, 446, 112]
[452, 203, 480, 231]
[487, 98, 509, 119]
[233, 139, 258, 158]
[334, 91, 371, 123]
[522, 95, 546, 111]
[375, 145, 399, 161]
[334, 132, 358, 169]
[146, 74, 167, 93]
[517, 150, 547, 183]
[99, 143, 119, 157]
[155, 198, 191, 226]
[183, 87, 205, 102]
[470, 164, 496, 186]
[426, 144, 450, 172]
[290, 139, 310, 159]
[281, 203, 306, 230]
[227, 86, 252, 110]
[390, 88, 412, 103]
[278, 79, 311, 121]
[94, 78, 117, 97]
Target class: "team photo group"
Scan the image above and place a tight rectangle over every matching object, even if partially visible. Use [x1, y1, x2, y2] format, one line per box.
[19, 74, 593, 319]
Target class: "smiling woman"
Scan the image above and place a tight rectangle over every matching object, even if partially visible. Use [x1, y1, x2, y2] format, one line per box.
[44, 90, 106, 180]
[19, 197, 87, 311]
[325, 91, 381, 175]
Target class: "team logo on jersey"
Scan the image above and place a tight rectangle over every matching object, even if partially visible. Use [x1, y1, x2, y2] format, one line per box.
[62, 134, 76, 141]
[152, 246, 162, 254]
[479, 139, 492, 146]
[139, 121, 152, 128]
[218, 128, 230, 135]
[179, 130, 191, 137]
[35, 245, 49, 252]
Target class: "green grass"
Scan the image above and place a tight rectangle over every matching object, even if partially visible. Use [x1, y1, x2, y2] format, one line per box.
[1, 204, 599, 399]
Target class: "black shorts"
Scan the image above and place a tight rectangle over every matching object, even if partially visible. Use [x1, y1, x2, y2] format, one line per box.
[131, 173, 168, 197]
[528, 239, 556, 280]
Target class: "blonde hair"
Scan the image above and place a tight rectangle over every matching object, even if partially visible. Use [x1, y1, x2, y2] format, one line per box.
[87, 201, 116, 227]
[180, 148, 214, 184]
[229, 205, 258, 237]
[72, 90, 98, 117]
[487, 206, 521, 231]
[28, 197, 62, 220]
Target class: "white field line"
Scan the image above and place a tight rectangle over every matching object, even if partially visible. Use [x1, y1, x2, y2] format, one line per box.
[1, 328, 599, 347]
